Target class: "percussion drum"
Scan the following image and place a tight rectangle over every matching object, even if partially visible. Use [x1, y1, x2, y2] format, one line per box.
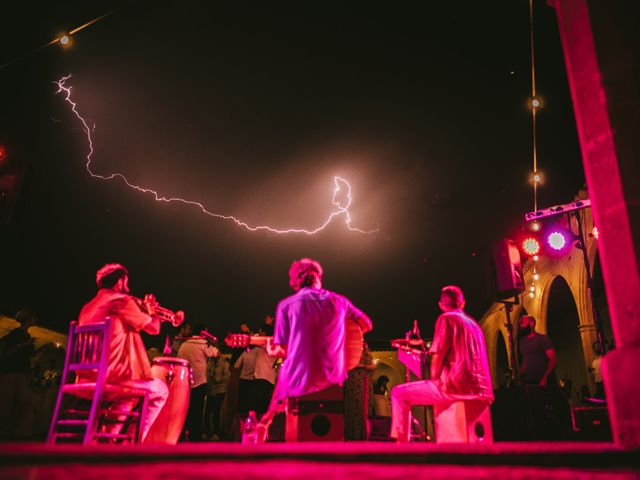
[144, 356, 192, 444]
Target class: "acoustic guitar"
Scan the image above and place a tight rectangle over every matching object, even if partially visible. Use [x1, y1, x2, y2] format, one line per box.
[224, 320, 365, 371]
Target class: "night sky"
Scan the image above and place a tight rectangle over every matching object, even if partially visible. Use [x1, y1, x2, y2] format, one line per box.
[0, 1, 584, 341]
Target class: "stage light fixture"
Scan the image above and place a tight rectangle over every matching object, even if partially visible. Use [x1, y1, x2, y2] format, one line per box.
[547, 231, 567, 250]
[543, 226, 575, 256]
[521, 237, 541, 256]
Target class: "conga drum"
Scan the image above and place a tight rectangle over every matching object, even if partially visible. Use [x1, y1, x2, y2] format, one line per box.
[144, 356, 192, 444]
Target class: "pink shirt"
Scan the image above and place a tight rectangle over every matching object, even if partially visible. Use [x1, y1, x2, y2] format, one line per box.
[429, 309, 494, 402]
[274, 287, 366, 400]
[78, 289, 153, 383]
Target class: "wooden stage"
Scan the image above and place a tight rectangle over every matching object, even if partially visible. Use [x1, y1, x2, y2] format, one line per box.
[1, 441, 639, 479]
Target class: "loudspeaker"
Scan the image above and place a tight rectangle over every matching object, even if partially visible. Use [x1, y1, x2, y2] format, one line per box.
[286, 385, 344, 442]
[571, 407, 611, 441]
[492, 239, 524, 299]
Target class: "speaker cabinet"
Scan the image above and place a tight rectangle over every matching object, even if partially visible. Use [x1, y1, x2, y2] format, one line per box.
[571, 406, 611, 441]
[493, 239, 524, 299]
[286, 385, 344, 442]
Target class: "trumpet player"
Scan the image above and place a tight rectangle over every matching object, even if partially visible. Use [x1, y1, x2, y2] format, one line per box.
[77, 263, 178, 441]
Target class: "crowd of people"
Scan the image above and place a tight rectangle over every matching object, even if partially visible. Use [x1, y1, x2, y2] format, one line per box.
[0, 258, 608, 443]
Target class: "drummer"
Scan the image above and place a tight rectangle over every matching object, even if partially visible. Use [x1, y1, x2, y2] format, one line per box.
[177, 324, 219, 441]
[77, 263, 170, 441]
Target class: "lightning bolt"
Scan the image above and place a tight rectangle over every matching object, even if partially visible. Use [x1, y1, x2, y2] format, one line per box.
[55, 75, 378, 235]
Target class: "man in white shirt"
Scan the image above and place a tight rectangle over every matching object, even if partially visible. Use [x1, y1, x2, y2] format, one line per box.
[177, 324, 219, 441]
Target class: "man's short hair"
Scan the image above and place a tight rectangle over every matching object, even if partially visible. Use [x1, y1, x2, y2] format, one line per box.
[440, 285, 465, 309]
[288, 258, 323, 291]
[96, 263, 128, 289]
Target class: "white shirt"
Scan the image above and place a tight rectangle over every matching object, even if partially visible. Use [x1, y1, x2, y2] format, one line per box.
[177, 337, 219, 388]
[234, 348, 258, 380]
[254, 346, 277, 385]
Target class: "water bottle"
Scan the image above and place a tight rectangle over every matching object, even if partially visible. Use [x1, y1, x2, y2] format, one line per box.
[242, 410, 258, 445]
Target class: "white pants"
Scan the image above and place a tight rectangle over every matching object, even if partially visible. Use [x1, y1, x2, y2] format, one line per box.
[117, 378, 168, 441]
[390, 380, 454, 442]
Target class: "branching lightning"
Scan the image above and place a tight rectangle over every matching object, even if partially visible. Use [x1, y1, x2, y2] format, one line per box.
[55, 75, 377, 235]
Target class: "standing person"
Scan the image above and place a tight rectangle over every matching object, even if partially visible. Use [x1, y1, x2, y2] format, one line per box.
[390, 285, 494, 442]
[0, 308, 42, 439]
[234, 344, 258, 415]
[257, 258, 373, 440]
[518, 315, 558, 386]
[589, 341, 605, 398]
[252, 323, 277, 417]
[77, 263, 177, 441]
[371, 375, 391, 417]
[206, 356, 231, 439]
[171, 322, 193, 356]
[177, 324, 219, 441]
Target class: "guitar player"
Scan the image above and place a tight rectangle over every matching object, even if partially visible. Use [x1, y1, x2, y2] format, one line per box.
[256, 258, 373, 441]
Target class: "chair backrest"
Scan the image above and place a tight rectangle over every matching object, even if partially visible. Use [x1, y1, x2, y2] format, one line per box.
[59, 319, 112, 386]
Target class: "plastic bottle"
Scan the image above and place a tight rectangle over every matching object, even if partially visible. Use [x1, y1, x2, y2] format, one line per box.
[242, 410, 258, 445]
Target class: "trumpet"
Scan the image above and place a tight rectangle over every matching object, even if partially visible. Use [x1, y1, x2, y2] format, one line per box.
[132, 295, 184, 327]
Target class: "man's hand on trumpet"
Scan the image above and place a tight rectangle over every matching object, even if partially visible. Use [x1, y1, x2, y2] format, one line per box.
[143, 293, 158, 317]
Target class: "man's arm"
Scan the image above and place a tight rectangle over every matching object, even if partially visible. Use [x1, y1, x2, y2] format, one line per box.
[354, 311, 373, 334]
[540, 348, 557, 386]
[430, 352, 444, 380]
[266, 338, 287, 358]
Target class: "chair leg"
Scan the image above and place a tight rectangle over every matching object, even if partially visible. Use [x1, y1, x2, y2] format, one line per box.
[84, 391, 103, 445]
[137, 394, 149, 443]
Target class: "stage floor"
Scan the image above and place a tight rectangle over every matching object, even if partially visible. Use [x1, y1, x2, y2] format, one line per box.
[1, 441, 639, 479]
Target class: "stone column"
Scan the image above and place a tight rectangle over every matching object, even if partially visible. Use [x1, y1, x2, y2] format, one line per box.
[550, 0, 640, 446]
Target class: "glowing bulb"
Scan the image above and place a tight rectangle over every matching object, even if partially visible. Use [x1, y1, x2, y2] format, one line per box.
[531, 98, 540, 108]
[592, 226, 599, 240]
[533, 255, 539, 262]
[59, 35, 70, 46]
[533, 273, 539, 281]
[529, 292, 535, 298]
[530, 286, 535, 292]
[532, 222, 541, 232]
[533, 174, 541, 183]
[548, 231, 567, 251]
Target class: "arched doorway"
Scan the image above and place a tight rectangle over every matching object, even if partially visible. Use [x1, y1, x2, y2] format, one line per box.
[546, 276, 588, 399]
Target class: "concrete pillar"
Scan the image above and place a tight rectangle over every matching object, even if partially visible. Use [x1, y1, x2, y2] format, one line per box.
[550, 0, 640, 446]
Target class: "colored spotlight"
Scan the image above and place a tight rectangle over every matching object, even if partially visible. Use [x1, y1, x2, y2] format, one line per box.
[522, 237, 541, 256]
[547, 231, 567, 251]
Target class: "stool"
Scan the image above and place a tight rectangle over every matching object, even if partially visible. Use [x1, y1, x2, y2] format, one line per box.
[433, 400, 493, 443]
[285, 385, 344, 442]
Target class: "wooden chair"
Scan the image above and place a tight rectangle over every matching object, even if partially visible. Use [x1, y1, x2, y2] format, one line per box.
[47, 319, 149, 445]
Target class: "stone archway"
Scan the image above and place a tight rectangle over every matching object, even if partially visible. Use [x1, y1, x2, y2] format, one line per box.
[546, 275, 588, 396]
[480, 193, 604, 394]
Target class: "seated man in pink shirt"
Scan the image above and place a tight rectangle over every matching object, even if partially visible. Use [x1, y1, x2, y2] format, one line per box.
[78, 263, 174, 441]
[257, 258, 372, 440]
[390, 285, 494, 442]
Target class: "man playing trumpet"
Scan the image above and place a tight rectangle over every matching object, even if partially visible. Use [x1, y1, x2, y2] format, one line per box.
[77, 263, 183, 440]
